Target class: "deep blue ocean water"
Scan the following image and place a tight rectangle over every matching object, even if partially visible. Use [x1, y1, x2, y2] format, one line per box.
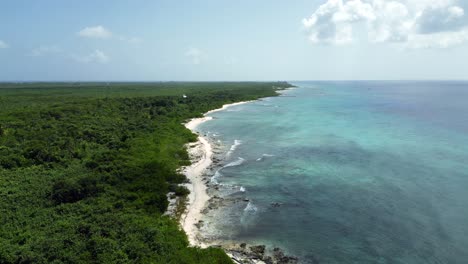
[197, 81, 468, 263]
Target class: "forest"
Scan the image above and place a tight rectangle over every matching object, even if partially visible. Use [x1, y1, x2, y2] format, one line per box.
[0, 82, 292, 263]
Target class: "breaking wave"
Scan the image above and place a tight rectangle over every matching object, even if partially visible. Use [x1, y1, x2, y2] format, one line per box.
[224, 157, 245, 168]
[210, 170, 222, 184]
[210, 157, 245, 185]
[226, 140, 242, 157]
[256, 153, 275, 161]
[244, 201, 257, 213]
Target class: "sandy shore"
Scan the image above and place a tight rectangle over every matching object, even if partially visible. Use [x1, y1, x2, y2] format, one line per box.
[205, 101, 254, 115]
[181, 101, 251, 246]
[180, 93, 300, 263]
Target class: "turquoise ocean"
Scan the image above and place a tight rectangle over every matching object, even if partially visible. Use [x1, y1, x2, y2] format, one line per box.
[196, 81, 468, 263]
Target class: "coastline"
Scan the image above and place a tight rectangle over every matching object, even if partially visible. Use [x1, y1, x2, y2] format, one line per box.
[181, 101, 252, 246]
[179, 87, 300, 263]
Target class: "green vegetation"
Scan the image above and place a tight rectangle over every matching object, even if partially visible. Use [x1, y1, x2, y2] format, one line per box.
[0, 82, 292, 263]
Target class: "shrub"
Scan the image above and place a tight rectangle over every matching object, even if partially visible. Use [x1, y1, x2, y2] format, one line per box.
[169, 184, 190, 196]
[51, 177, 99, 204]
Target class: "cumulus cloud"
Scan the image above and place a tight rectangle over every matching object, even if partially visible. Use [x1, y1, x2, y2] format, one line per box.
[416, 4, 465, 34]
[73, 50, 109, 64]
[302, 0, 376, 44]
[29, 45, 61, 56]
[77, 25, 112, 39]
[368, 0, 413, 42]
[303, 0, 468, 48]
[0, 40, 8, 49]
[185, 47, 202, 64]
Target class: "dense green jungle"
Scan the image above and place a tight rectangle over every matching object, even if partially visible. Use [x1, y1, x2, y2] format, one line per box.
[0, 82, 292, 263]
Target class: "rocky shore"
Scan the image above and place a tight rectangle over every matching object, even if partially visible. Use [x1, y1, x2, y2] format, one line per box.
[224, 243, 299, 264]
[169, 98, 301, 263]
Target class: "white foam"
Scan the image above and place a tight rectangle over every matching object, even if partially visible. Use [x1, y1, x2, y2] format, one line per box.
[244, 201, 257, 213]
[256, 153, 275, 161]
[210, 170, 222, 184]
[205, 101, 253, 115]
[224, 157, 245, 168]
[210, 156, 245, 185]
[226, 108, 243, 112]
[240, 186, 246, 192]
[226, 139, 242, 157]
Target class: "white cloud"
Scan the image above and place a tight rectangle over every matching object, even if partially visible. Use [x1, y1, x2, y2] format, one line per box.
[449, 6, 464, 18]
[29, 45, 61, 57]
[73, 50, 109, 64]
[303, 0, 468, 48]
[76, 26, 143, 45]
[302, 0, 375, 45]
[415, 4, 465, 34]
[0, 40, 8, 49]
[408, 27, 468, 48]
[185, 47, 202, 64]
[77, 26, 112, 39]
[368, 1, 413, 42]
[119, 36, 143, 44]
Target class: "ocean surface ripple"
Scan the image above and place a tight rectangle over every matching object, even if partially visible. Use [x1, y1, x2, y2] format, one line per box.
[197, 81, 468, 263]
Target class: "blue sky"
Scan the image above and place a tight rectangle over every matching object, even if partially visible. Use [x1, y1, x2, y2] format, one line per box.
[1, 0, 468, 81]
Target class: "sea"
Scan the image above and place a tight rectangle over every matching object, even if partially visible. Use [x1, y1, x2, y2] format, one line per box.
[196, 81, 468, 264]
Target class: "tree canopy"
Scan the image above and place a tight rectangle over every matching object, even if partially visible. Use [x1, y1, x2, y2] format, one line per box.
[0, 82, 292, 263]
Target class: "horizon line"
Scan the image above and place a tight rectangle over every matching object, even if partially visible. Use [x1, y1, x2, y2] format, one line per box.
[1, 79, 468, 83]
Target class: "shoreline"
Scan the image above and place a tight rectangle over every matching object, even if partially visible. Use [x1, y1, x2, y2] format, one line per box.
[181, 101, 252, 247]
[179, 87, 300, 263]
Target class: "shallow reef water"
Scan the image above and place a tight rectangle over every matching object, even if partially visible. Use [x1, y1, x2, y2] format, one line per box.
[197, 81, 468, 264]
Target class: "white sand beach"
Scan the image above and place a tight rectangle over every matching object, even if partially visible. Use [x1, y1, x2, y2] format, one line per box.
[205, 101, 253, 115]
[181, 118, 213, 246]
[181, 101, 251, 246]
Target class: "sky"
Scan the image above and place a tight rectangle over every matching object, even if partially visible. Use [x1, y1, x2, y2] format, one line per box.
[1, 0, 468, 81]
